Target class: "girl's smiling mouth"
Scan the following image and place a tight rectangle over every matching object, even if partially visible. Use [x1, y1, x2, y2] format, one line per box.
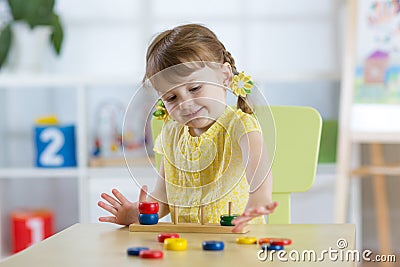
[182, 107, 204, 118]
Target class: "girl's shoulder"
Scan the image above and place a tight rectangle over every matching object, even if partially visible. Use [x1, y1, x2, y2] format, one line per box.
[161, 118, 183, 134]
[233, 108, 259, 125]
[234, 108, 254, 118]
[230, 108, 262, 139]
[214, 107, 259, 131]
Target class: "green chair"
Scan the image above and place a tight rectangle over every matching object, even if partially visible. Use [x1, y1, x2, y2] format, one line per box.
[151, 106, 322, 224]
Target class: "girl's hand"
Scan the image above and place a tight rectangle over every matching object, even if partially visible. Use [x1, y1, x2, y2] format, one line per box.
[231, 201, 278, 233]
[98, 185, 148, 225]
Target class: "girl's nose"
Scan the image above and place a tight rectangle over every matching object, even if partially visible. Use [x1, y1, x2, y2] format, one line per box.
[179, 98, 193, 110]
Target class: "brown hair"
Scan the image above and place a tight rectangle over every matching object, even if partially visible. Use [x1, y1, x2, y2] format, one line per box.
[144, 24, 252, 114]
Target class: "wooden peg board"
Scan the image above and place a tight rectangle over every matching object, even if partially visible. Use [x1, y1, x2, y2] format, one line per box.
[129, 222, 248, 234]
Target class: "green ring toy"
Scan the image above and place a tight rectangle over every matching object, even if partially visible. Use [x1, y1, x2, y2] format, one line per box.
[219, 215, 238, 226]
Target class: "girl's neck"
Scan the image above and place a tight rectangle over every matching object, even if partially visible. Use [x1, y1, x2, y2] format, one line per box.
[187, 106, 229, 137]
[188, 123, 213, 137]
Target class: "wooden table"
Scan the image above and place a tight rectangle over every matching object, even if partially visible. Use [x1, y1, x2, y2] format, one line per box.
[0, 223, 356, 266]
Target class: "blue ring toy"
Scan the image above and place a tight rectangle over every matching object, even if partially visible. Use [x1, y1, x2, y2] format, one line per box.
[127, 247, 149, 256]
[202, 241, 225, 251]
[138, 213, 159, 225]
[261, 244, 284, 251]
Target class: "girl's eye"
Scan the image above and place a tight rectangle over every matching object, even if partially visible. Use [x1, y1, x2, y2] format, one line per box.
[164, 95, 176, 102]
[189, 86, 201, 92]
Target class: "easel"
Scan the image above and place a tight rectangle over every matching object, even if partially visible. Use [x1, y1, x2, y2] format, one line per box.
[335, 0, 397, 260]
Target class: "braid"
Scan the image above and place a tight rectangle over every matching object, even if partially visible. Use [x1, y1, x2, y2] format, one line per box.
[222, 50, 238, 75]
[222, 49, 253, 114]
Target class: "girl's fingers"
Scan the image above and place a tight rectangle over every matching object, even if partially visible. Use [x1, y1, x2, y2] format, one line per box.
[247, 209, 268, 216]
[231, 218, 252, 232]
[231, 225, 243, 233]
[98, 201, 118, 216]
[138, 185, 148, 202]
[112, 189, 130, 205]
[237, 216, 253, 225]
[267, 201, 279, 210]
[242, 209, 264, 217]
[231, 215, 252, 226]
[101, 192, 122, 208]
[243, 202, 279, 217]
[98, 216, 117, 223]
[231, 202, 279, 232]
[232, 224, 246, 233]
[242, 207, 258, 216]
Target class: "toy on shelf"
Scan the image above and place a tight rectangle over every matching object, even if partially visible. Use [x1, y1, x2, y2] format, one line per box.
[129, 202, 248, 234]
[34, 115, 76, 168]
[91, 101, 125, 159]
[10, 209, 54, 253]
[90, 100, 153, 167]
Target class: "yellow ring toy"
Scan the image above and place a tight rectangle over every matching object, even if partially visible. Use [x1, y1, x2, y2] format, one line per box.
[236, 236, 257, 245]
[164, 238, 188, 251]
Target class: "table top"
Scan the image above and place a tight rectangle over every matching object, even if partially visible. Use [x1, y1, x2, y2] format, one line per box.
[0, 223, 356, 267]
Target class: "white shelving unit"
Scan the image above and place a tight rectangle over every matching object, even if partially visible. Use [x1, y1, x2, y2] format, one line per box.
[0, 74, 150, 258]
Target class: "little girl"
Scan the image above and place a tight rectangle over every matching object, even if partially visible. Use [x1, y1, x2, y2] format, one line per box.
[98, 24, 278, 232]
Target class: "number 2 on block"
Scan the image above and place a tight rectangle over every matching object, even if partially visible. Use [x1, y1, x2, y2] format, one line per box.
[39, 128, 65, 166]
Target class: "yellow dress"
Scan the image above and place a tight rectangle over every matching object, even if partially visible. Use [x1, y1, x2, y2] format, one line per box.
[154, 106, 265, 224]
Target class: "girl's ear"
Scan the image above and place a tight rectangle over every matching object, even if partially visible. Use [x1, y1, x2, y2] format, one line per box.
[222, 62, 233, 87]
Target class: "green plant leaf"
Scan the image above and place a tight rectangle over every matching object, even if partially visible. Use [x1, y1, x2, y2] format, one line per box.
[50, 14, 63, 54]
[26, 0, 55, 28]
[0, 24, 12, 69]
[7, 0, 27, 21]
[6, 0, 63, 58]
[8, 0, 55, 28]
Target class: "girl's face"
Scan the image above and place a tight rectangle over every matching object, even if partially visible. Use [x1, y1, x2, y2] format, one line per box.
[157, 64, 232, 135]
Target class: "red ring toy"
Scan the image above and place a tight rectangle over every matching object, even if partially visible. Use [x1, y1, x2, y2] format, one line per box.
[157, 232, 180, 243]
[138, 202, 159, 214]
[258, 238, 292, 246]
[139, 250, 163, 259]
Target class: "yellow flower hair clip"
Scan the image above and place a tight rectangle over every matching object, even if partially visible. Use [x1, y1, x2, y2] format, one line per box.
[231, 71, 254, 97]
[153, 99, 168, 121]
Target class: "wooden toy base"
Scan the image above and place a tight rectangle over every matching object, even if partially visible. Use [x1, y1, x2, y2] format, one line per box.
[129, 222, 248, 234]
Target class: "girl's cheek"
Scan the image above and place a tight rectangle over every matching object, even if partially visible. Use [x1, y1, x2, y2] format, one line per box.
[165, 105, 175, 114]
[165, 107, 178, 118]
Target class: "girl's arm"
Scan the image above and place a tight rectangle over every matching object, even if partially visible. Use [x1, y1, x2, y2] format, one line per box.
[147, 157, 170, 218]
[98, 156, 169, 225]
[231, 131, 278, 232]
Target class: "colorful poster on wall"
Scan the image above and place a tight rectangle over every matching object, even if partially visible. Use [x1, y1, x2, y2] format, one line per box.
[354, 0, 400, 103]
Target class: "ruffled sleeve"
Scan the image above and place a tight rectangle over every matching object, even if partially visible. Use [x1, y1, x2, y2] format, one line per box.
[152, 119, 179, 156]
[233, 109, 262, 142]
[153, 133, 163, 155]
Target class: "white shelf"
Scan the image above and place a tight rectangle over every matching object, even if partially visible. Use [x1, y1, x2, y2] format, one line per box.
[88, 166, 151, 178]
[0, 166, 156, 179]
[0, 167, 80, 178]
[351, 131, 400, 143]
[0, 74, 141, 87]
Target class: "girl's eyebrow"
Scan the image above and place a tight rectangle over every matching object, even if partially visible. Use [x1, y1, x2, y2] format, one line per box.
[160, 87, 180, 98]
